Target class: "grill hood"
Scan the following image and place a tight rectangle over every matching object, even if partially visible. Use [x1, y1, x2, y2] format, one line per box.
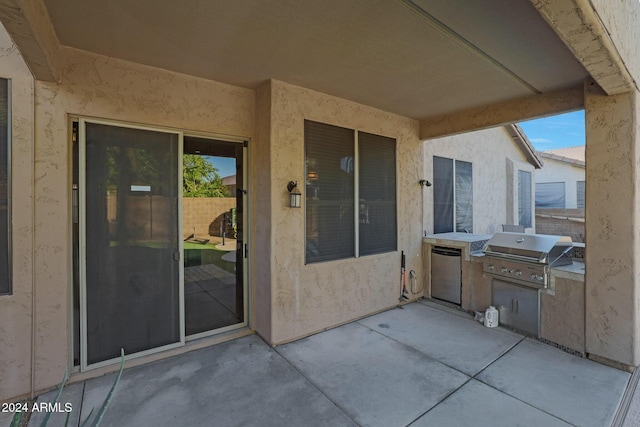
[483, 232, 573, 265]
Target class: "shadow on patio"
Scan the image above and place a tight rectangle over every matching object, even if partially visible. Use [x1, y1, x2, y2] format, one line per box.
[27, 301, 633, 427]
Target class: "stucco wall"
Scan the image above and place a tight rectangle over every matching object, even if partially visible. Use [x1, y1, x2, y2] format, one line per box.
[182, 197, 236, 239]
[31, 47, 254, 393]
[423, 126, 536, 235]
[584, 80, 640, 366]
[535, 157, 585, 208]
[0, 24, 35, 402]
[535, 208, 585, 243]
[261, 80, 423, 345]
[590, 0, 640, 87]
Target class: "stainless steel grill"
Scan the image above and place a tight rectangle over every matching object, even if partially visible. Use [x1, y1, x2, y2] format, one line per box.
[482, 232, 573, 288]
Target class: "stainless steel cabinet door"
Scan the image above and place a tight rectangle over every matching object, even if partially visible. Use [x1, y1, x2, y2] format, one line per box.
[492, 279, 540, 336]
[513, 285, 539, 336]
[431, 248, 461, 305]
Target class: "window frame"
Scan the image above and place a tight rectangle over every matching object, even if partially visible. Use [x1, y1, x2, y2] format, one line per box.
[304, 120, 397, 264]
[433, 156, 473, 234]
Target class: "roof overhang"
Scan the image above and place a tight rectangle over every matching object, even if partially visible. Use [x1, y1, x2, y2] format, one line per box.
[0, 0, 636, 133]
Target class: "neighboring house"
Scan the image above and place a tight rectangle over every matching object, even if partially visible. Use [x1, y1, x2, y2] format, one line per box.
[534, 146, 586, 242]
[0, 0, 638, 404]
[424, 125, 542, 235]
[535, 146, 585, 209]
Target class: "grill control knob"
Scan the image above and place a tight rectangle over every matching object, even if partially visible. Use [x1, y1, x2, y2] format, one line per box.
[537, 275, 544, 281]
[487, 265, 495, 271]
[531, 273, 538, 280]
[501, 267, 508, 273]
[515, 271, 522, 277]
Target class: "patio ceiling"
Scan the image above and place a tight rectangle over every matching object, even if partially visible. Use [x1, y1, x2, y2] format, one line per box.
[39, 0, 589, 120]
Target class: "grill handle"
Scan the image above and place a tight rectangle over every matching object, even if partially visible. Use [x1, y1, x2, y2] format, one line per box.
[483, 250, 546, 264]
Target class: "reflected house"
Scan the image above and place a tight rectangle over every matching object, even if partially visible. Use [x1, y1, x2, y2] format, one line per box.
[222, 174, 236, 196]
[0, 0, 639, 403]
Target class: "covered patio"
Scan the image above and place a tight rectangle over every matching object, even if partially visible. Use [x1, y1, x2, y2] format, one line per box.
[1, 0, 640, 409]
[24, 302, 633, 427]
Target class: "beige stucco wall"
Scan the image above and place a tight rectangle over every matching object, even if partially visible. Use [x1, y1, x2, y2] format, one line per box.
[589, 0, 640, 87]
[29, 47, 254, 394]
[258, 80, 423, 345]
[253, 82, 273, 343]
[182, 197, 236, 239]
[584, 79, 640, 366]
[0, 24, 35, 402]
[536, 157, 585, 209]
[423, 126, 536, 235]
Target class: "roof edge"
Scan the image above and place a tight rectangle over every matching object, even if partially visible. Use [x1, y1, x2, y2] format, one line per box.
[505, 124, 544, 169]
[538, 151, 585, 167]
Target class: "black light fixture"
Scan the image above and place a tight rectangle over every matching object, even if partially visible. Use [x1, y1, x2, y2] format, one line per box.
[287, 181, 301, 208]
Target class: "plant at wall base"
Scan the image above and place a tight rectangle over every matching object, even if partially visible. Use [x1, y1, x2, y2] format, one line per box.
[11, 349, 125, 427]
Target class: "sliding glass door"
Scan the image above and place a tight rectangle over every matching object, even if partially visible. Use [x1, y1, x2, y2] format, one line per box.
[80, 120, 183, 368]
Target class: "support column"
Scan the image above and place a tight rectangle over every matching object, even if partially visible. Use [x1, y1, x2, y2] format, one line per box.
[584, 78, 640, 368]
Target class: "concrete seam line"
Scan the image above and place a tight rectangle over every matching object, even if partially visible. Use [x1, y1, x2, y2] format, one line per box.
[610, 364, 640, 427]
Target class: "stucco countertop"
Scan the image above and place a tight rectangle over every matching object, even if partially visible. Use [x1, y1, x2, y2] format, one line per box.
[424, 233, 492, 261]
[551, 260, 585, 282]
[424, 232, 493, 244]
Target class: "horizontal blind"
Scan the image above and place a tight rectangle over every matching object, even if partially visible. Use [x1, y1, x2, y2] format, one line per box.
[305, 120, 354, 263]
[0, 79, 9, 294]
[518, 170, 532, 228]
[433, 156, 454, 233]
[577, 181, 585, 208]
[358, 132, 396, 256]
[455, 160, 473, 233]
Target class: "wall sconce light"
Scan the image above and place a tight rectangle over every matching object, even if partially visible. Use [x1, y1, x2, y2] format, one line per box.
[287, 181, 301, 208]
[419, 179, 432, 187]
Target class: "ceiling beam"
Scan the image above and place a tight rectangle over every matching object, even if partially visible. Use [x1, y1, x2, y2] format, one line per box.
[0, 0, 61, 82]
[419, 85, 584, 140]
[529, 0, 636, 95]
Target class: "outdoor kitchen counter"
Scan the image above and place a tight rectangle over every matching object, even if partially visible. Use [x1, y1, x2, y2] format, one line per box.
[423, 233, 492, 261]
[423, 233, 492, 311]
[540, 260, 586, 354]
[423, 234, 587, 354]
[550, 260, 585, 282]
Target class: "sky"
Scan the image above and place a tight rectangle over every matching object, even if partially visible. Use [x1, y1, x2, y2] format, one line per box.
[518, 110, 585, 152]
[205, 156, 236, 178]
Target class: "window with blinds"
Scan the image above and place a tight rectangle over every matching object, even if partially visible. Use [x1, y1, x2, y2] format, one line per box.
[577, 181, 585, 208]
[433, 156, 473, 233]
[305, 121, 397, 263]
[358, 132, 396, 256]
[0, 78, 9, 295]
[518, 170, 532, 228]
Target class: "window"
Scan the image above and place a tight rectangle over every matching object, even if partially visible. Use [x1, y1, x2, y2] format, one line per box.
[577, 181, 585, 208]
[358, 132, 397, 255]
[305, 121, 396, 263]
[433, 156, 473, 233]
[518, 171, 532, 228]
[536, 182, 565, 208]
[0, 78, 9, 295]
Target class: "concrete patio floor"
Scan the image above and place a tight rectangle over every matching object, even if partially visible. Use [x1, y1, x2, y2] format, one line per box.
[23, 300, 637, 427]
